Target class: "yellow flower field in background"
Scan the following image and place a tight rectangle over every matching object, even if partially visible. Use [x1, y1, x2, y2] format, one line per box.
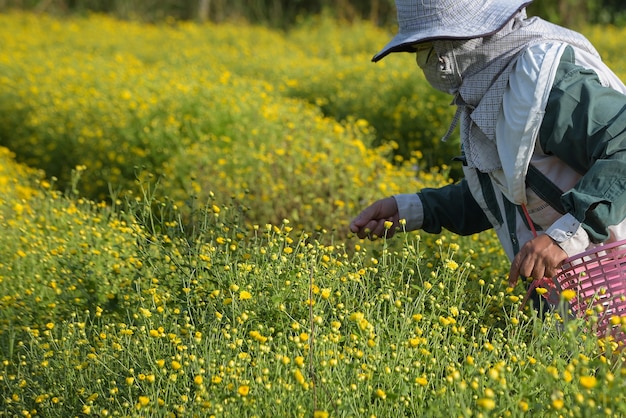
[0, 12, 453, 238]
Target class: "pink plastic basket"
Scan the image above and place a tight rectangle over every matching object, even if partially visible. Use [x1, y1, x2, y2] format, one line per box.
[551, 239, 626, 342]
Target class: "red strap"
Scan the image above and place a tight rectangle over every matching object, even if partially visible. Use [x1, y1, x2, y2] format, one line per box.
[521, 204, 537, 238]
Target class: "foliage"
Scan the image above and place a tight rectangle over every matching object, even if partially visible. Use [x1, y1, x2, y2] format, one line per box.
[3, 13, 626, 236]
[527, 0, 626, 27]
[2, 147, 626, 416]
[0, 12, 455, 236]
[3, 13, 626, 417]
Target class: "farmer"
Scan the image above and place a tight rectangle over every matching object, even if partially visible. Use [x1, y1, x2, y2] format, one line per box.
[350, 0, 626, 293]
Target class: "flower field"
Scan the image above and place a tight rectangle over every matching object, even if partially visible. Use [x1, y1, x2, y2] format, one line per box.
[2, 12, 626, 417]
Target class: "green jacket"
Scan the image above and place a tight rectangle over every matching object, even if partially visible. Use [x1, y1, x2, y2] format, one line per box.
[415, 45, 626, 258]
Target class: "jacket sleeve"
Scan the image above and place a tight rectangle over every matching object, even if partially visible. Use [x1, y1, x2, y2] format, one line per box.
[418, 179, 493, 235]
[539, 46, 626, 243]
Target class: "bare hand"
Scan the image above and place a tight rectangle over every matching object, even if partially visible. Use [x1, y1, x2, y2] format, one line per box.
[349, 197, 400, 240]
[508, 234, 567, 286]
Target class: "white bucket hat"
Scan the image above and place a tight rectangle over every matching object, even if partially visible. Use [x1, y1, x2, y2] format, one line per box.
[372, 0, 533, 62]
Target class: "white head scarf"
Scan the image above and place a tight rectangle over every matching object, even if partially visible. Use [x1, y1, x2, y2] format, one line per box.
[428, 10, 600, 171]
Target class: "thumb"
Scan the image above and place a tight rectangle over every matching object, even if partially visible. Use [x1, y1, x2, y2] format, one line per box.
[350, 202, 382, 230]
[350, 213, 368, 232]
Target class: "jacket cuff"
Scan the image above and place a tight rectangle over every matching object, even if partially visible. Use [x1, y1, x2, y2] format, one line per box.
[392, 193, 424, 232]
[545, 213, 589, 257]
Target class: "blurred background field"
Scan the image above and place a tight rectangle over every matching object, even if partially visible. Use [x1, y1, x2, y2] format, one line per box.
[2, 5, 626, 417]
[1, 0, 625, 27]
[3, 10, 625, 236]
[0, 11, 458, 236]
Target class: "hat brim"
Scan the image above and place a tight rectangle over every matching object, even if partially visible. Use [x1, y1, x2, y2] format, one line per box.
[372, 1, 533, 62]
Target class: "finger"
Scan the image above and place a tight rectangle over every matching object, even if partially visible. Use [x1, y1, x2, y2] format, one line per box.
[369, 221, 387, 240]
[350, 214, 369, 233]
[355, 225, 371, 240]
[357, 220, 382, 240]
[530, 263, 547, 282]
[350, 213, 375, 235]
[350, 203, 382, 233]
[544, 264, 558, 280]
[508, 256, 521, 287]
[518, 257, 536, 280]
[510, 253, 539, 284]
[349, 220, 362, 234]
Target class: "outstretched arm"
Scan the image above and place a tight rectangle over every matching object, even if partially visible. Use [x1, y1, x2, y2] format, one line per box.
[350, 179, 493, 240]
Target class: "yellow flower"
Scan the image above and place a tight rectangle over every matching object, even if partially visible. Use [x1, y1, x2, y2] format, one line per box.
[561, 289, 577, 302]
[294, 369, 306, 386]
[518, 400, 529, 412]
[477, 398, 496, 410]
[563, 370, 573, 383]
[444, 259, 458, 271]
[239, 290, 252, 300]
[375, 388, 387, 399]
[313, 411, 329, 418]
[552, 398, 564, 410]
[383, 221, 393, 230]
[580, 375, 597, 389]
[137, 396, 150, 407]
[249, 330, 268, 343]
[237, 385, 250, 396]
[194, 375, 203, 385]
[349, 311, 364, 322]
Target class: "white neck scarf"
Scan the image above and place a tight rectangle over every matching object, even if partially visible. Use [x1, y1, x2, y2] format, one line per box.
[431, 11, 599, 172]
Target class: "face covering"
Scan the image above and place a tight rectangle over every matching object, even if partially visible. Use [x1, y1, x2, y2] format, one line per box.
[413, 9, 602, 175]
[416, 41, 463, 95]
